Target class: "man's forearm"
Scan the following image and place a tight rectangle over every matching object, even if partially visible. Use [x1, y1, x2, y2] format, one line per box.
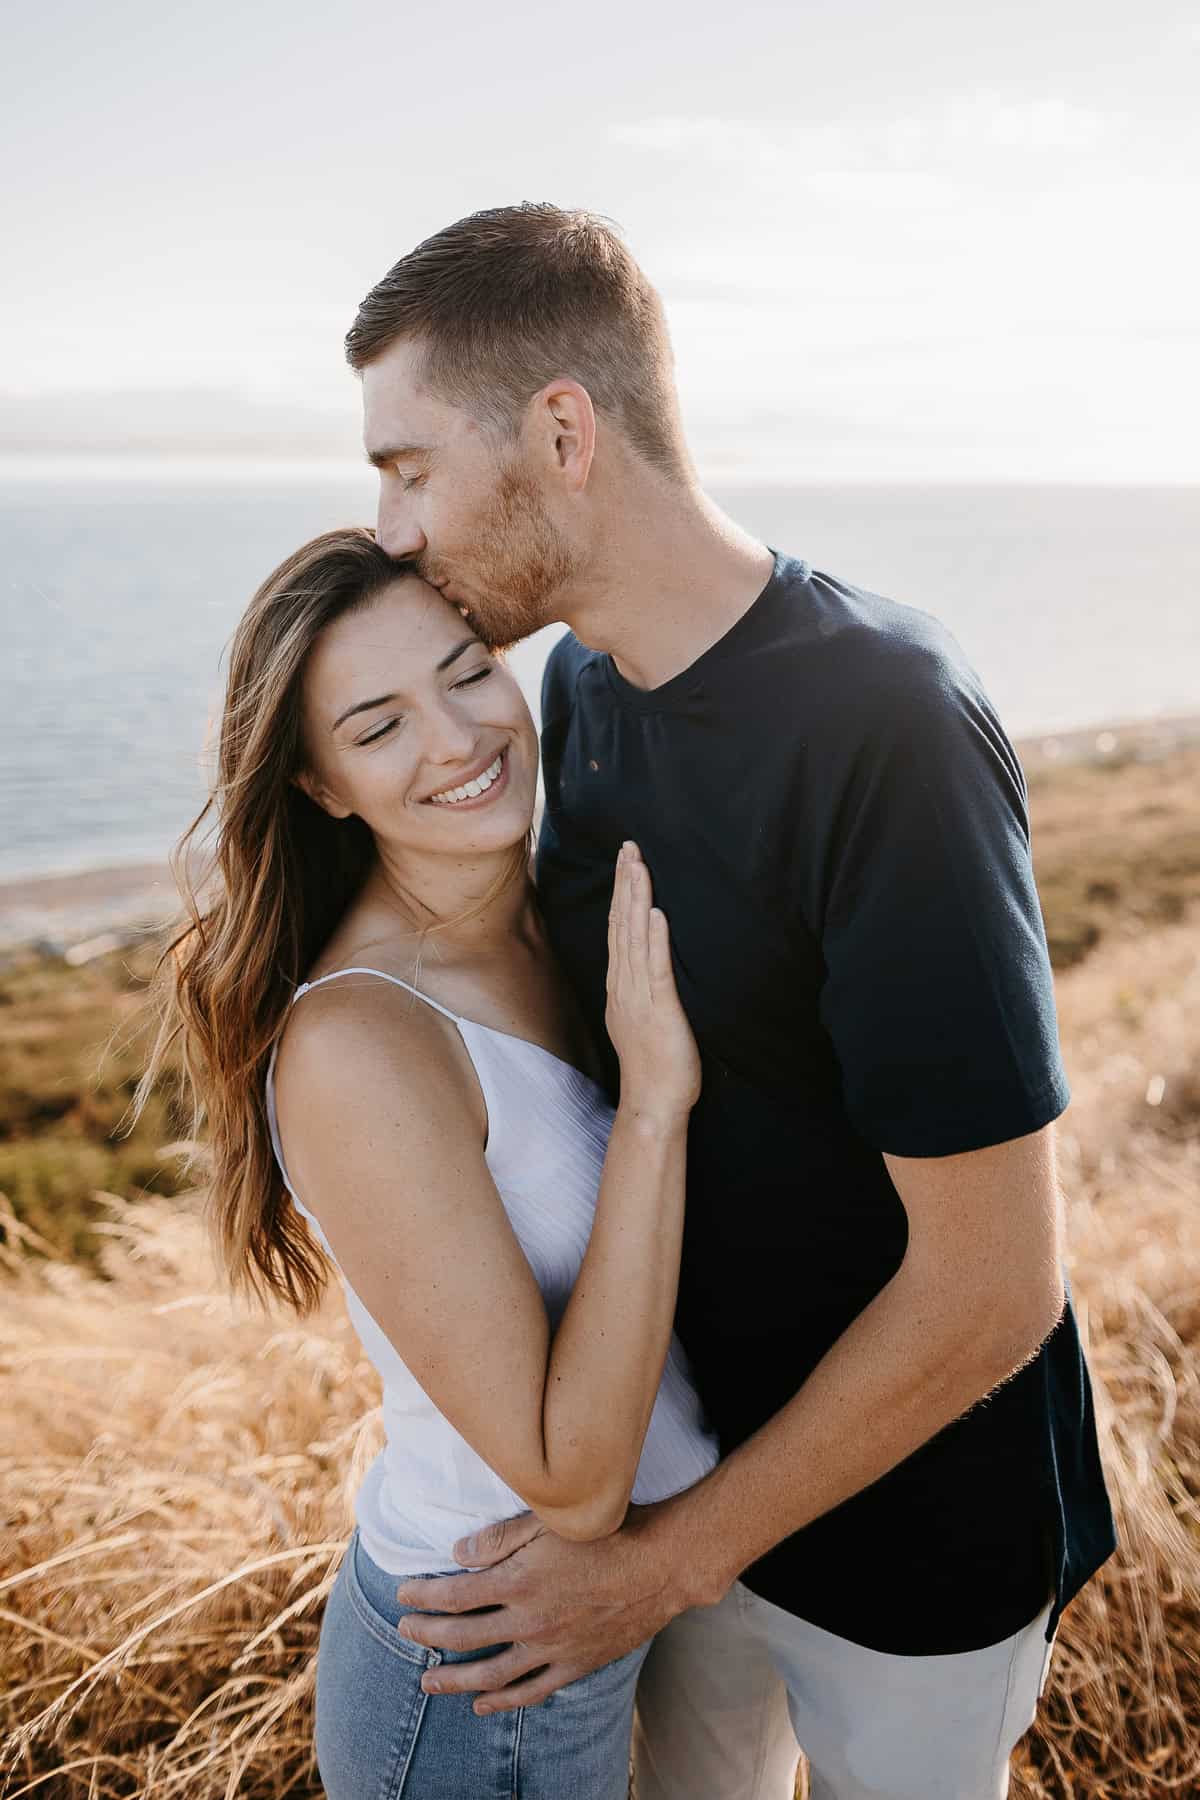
[652, 1258, 1064, 1608]
[390, 1136, 1066, 1714]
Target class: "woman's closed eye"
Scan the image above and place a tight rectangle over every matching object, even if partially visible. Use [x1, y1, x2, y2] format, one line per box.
[452, 666, 493, 691]
[355, 668, 493, 745]
[358, 717, 402, 745]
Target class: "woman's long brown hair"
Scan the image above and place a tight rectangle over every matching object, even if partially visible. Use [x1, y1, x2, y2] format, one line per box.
[131, 526, 530, 1318]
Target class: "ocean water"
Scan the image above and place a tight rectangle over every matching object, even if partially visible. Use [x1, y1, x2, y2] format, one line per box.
[2, 471, 1197, 884]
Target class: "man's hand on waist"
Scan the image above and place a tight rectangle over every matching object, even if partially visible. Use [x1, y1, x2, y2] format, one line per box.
[392, 1498, 710, 1712]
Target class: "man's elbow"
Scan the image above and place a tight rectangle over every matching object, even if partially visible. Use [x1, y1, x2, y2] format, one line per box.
[975, 1267, 1066, 1385]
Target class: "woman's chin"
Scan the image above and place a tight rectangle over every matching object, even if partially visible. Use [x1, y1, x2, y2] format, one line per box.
[483, 796, 537, 852]
[386, 799, 535, 859]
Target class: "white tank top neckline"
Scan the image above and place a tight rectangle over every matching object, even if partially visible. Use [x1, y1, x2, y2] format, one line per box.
[264, 963, 719, 1576]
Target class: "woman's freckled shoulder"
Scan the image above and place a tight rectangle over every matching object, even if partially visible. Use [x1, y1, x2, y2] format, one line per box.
[276, 975, 490, 1151]
[273, 978, 461, 1110]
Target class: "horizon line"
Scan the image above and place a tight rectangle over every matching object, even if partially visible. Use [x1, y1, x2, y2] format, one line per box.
[1, 454, 1197, 490]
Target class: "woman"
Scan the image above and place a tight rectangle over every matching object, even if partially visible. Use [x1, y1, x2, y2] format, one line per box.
[137, 526, 720, 1799]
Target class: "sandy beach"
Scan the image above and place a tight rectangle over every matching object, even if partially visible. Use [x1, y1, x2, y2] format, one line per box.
[0, 859, 175, 956]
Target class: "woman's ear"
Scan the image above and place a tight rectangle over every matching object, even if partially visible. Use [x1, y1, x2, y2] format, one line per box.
[292, 769, 354, 821]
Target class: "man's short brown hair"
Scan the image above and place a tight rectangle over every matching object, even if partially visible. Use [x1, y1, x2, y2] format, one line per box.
[345, 203, 685, 477]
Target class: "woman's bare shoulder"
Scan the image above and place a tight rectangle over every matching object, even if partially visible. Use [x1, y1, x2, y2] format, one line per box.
[273, 973, 486, 1140]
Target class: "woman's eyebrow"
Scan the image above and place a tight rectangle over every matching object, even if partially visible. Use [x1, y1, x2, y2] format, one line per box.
[330, 639, 480, 732]
[436, 637, 479, 673]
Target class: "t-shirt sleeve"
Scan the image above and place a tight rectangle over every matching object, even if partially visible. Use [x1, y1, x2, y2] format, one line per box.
[539, 629, 585, 734]
[539, 633, 583, 794]
[540, 633, 568, 728]
[814, 638, 1070, 1157]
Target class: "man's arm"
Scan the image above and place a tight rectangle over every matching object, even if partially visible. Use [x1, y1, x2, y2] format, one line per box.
[660, 1122, 1065, 1592]
[392, 1121, 1065, 1711]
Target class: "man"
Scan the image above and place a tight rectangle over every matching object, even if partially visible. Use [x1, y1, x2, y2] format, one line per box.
[343, 203, 1116, 1799]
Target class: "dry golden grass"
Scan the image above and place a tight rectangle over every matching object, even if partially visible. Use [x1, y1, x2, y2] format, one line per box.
[0, 1187, 378, 1798]
[1008, 920, 1200, 1798]
[1, 747, 1198, 1797]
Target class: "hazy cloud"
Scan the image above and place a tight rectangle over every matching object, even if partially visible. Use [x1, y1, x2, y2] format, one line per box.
[611, 95, 1109, 172]
[1, 390, 360, 460]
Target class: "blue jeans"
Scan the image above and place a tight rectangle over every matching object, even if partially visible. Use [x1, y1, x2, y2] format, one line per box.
[314, 1524, 651, 1798]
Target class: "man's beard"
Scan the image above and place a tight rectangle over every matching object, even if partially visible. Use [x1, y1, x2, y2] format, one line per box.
[442, 458, 579, 652]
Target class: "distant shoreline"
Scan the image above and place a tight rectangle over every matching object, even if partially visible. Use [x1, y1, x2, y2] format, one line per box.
[1015, 708, 1200, 768]
[4, 455, 1198, 489]
[0, 860, 177, 958]
[3, 708, 1199, 957]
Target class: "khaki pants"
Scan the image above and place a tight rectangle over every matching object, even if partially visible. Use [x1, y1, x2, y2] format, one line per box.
[633, 1581, 1056, 1800]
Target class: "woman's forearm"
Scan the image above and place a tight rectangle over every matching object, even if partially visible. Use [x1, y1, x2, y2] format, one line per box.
[531, 1098, 688, 1539]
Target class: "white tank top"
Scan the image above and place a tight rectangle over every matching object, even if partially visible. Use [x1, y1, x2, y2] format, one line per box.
[264, 966, 720, 1575]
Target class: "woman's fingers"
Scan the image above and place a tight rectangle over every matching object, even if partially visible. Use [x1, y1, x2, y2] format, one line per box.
[619, 843, 641, 977]
[647, 906, 673, 989]
[607, 843, 629, 989]
[615, 846, 632, 986]
[626, 854, 649, 964]
[609, 841, 669, 1008]
[608, 842, 661, 992]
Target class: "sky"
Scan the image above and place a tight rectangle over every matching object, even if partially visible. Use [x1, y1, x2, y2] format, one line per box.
[4, 0, 1199, 481]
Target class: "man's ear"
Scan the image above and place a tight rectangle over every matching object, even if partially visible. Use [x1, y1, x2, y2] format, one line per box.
[531, 378, 596, 492]
[292, 769, 354, 821]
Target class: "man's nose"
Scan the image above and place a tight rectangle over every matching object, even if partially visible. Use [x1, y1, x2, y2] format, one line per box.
[376, 487, 427, 562]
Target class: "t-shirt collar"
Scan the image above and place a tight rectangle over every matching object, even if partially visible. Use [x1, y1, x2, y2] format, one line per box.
[601, 546, 787, 714]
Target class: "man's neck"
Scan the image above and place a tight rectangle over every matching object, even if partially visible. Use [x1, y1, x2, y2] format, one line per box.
[561, 481, 776, 693]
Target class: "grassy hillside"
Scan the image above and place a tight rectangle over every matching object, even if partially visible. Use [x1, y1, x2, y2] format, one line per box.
[0, 949, 188, 1263]
[1027, 742, 1200, 968]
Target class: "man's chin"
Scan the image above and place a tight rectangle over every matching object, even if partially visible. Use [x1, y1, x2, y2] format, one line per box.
[448, 569, 562, 649]
[442, 595, 490, 640]
[465, 604, 539, 654]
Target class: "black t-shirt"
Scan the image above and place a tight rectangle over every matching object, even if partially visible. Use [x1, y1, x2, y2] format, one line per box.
[536, 549, 1117, 1655]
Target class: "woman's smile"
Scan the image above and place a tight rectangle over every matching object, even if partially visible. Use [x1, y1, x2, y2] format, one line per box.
[423, 745, 512, 809]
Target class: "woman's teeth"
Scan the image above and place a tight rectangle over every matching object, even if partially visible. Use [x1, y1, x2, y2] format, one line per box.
[429, 751, 504, 806]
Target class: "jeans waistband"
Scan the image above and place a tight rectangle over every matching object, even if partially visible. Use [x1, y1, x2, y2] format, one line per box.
[349, 1525, 463, 1626]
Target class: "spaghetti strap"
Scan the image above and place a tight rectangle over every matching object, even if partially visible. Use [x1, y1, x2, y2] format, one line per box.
[291, 966, 462, 1023]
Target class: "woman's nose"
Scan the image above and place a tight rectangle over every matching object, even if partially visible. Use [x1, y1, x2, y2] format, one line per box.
[424, 702, 477, 764]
